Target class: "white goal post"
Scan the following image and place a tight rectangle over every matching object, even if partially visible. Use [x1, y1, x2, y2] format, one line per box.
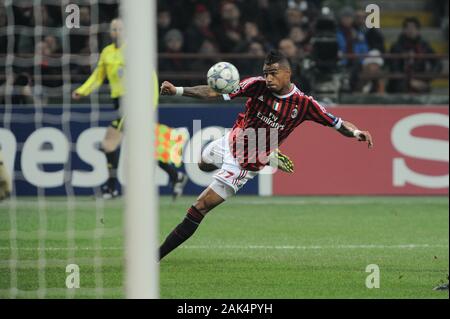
[121, 0, 159, 299]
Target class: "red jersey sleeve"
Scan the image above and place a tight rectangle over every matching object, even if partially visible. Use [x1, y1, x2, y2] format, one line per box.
[223, 76, 265, 100]
[303, 96, 343, 129]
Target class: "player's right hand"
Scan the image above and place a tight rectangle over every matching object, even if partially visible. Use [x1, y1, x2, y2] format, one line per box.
[160, 81, 177, 96]
[72, 91, 82, 100]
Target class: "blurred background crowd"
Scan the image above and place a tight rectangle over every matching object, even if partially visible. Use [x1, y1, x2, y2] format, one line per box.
[0, 0, 448, 105]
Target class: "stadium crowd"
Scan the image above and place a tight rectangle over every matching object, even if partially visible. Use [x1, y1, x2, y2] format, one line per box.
[156, 0, 445, 94]
[0, 0, 448, 105]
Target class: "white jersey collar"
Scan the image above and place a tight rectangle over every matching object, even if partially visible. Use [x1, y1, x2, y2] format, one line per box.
[271, 84, 297, 99]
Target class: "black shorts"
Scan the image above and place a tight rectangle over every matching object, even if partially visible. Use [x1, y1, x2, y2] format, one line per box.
[110, 98, 124, 131]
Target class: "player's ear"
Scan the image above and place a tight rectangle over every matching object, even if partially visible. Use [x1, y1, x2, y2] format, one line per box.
[284, 67, 292, 77]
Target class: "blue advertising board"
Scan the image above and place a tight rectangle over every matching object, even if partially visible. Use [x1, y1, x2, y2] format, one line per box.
[0, 104, 261, 196]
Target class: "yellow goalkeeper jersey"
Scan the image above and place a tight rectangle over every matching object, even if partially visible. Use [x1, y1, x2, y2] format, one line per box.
[75, 43, 125, 99]
[75, 43, 159, 105]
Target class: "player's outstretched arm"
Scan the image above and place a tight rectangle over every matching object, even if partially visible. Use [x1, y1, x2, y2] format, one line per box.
[337, 121, 374, 149]
[160, 81, 221, 99]
[72, 56, 106, 100]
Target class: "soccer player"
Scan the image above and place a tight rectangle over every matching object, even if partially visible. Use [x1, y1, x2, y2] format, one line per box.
[72, 18, 188, 199]
[159, 51, 373, 260]
[0, 150, 11, 201]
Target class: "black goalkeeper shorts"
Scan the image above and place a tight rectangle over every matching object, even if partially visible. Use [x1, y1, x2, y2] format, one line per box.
[110, 97, 124, 132]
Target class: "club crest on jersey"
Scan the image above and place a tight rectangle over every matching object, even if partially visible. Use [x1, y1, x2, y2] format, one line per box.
[291, 108, 298, 118]
[273, 101, 280, 112]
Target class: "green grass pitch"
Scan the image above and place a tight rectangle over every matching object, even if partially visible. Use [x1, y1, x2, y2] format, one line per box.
[0, 196, 448, 299]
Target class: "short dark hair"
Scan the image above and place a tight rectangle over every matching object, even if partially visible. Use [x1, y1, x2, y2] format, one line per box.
[403, 17, 421, 29]
[264, 50, 291, 69]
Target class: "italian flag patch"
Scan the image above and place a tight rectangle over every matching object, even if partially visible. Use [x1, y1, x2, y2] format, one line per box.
[273, 101, 280, 111]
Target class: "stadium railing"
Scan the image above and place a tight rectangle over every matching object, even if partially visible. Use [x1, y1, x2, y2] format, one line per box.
[0, 52, 448, 104]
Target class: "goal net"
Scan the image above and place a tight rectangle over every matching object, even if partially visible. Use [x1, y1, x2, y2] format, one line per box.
[0, 0, 158, 299]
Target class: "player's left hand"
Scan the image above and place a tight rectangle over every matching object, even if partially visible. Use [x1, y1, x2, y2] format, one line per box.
[355, 130, 374, 149]
[271, 149, 295, 173]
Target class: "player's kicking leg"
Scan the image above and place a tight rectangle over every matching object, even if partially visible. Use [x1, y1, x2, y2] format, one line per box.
[100, 119, 123, 199]
[159, 183, 226, 260]
[159, 133, 249, 260]
[158, 133, 295, 260]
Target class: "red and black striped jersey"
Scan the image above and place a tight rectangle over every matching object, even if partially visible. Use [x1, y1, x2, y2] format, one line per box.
[223, 76, 343, 171]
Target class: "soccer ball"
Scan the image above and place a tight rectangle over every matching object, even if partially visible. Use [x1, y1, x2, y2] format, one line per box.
[207, 62, 240, 94]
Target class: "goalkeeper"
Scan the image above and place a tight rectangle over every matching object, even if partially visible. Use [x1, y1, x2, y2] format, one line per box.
[0, 150, 11, 201]
[72, 18, 188, 199]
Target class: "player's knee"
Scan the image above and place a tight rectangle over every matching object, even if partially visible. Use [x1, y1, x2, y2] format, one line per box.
[193, 198, 210, 215]
[101, 141, 116, 153]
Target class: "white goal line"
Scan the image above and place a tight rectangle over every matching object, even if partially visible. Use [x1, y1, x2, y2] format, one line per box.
[0, 243, 447, 251]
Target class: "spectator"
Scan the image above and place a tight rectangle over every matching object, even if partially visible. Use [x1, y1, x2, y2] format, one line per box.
[159, 29, 189, 81]
[336, 6, 369, 67]
[80, 7, 91, 27]
[14, 5, 34, 53]
[243, 21, 266, 44]
[287, 0, 309, 11]
[13, 5, 33, 27]
[285, 8, 307, 30]
[387, 17, 443, 93]
[234, 21, 268, 53]
[185, 4, 216, 53]
[44, 35, 61, 55]
[158, 8, 173, 52]
[11, 73, 35, 104]
[34, 5, 54, 27]
[164, 0, 221, 30]
[354, 9, 385, 53]
[351, 49, 385, 94]
[70, 6, 91, 54]
[15, 5, 59, 54]
[35, 38, 62, 88]
[162, 29, 184, 53]
[215, 1, 244, 52]
[279, 38, 299, 61]
[248, 41, 266, 57]
[278, 38, 301, 79]
[190, 39, 220, 76]
[288, 0, 322, 12]
[244, 0, 288, 46]
[0, 72, 35, 105]
[288, 25, 312, 57]
[309, 11, 339, 73]
[286, 0, 322, 28]
[238, 41, 266, 76]
[278, 38, 311, 93]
